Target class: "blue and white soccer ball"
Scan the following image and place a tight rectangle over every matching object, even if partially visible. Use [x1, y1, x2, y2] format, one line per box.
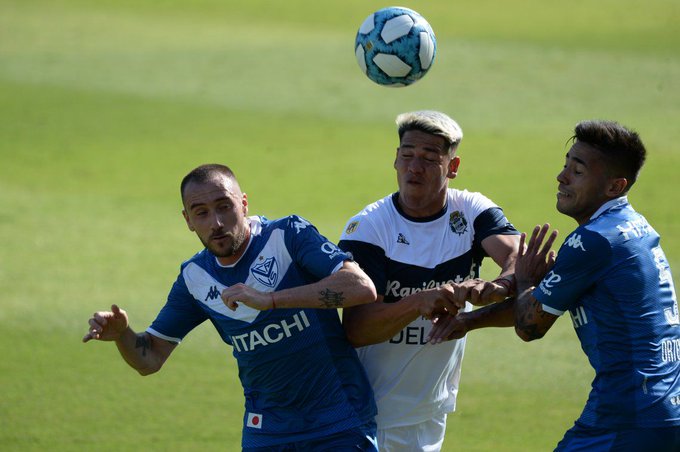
[355, 6, 437, 87]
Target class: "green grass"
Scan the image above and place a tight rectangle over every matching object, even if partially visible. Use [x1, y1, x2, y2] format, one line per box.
[1, 0, 678, 450]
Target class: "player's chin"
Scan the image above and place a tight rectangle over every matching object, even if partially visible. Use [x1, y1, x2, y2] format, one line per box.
[210, 241, 235, 257]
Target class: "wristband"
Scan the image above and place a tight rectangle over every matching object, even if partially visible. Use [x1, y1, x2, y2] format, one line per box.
[492, 276, 516, 296]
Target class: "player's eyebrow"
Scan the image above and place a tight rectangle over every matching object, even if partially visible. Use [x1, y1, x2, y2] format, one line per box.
[572, 156, 587, 166]
[188, 196, 231, 211]
[400, 143, 445, 154]
[566, 152, 588, 167]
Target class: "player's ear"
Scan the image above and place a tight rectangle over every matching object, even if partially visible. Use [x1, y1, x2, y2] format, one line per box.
[447, 156, 461, 179]
[607, 177, 628, 197]
[393, 147, 399, 169]
[242, 193, 249, 215]
[182, 210, 195, 231]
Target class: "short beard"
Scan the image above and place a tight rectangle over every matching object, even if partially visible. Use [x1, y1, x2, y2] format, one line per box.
[205, 227, 248, 258]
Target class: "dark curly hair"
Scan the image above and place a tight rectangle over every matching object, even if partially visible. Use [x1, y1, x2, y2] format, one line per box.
[571, 120, 647, 191]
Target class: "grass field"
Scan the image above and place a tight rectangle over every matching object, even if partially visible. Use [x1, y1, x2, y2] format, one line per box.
[1, 0, 679, 450]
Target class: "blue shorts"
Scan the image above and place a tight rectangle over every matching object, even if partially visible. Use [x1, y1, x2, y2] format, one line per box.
[243, 421, 377, 452]
[555, 420, 680, 452]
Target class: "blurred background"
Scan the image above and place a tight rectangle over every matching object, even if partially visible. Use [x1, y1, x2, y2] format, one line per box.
[1, 0, 678, 450]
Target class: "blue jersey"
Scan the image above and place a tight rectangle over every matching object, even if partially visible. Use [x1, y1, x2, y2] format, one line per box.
[147, 215, 377, 448]
[533, 197, 680, 429]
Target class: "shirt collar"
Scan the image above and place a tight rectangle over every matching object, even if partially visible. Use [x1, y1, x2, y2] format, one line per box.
[590, 195, 629, 221]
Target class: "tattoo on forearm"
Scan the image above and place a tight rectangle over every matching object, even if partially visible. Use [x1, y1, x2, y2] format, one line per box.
[516, 296, 551, 340]
[318, 288, 345, 308]
[135, 334, 151, 357]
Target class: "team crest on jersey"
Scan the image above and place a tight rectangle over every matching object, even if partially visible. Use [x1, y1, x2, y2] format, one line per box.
[345, 221, 359, 235]
[449, 211, 468, 235]
[251, 256, 279, 288]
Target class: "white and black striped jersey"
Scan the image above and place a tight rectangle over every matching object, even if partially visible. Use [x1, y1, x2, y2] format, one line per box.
[339, 189, 518, 428]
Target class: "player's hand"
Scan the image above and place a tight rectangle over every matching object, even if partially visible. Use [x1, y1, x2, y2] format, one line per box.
[516, 224, 558, 287]
[221, 284, 272, 311]
[427, 312, 469, 344]
[415, 285, 459, 319]
[450, 278, 510, 306]
[83, 304, 129, 343]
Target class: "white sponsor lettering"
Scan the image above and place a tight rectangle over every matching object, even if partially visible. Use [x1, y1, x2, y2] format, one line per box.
[565, 234, 586, 251]
[321, 241, 343, 259]
[231, 311, 311, 352]
[385, 275, 468, 298]
[569, 306, 588, 328]
[661, 338, 680, 363]
[616, 219, 650, 240]
[652, 246, 680, 326]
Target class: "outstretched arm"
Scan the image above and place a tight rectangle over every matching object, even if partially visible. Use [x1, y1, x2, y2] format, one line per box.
[446, 234, 521, 308]
[221, 260, 377, 311]
[342, 285, 460, 347]
[514, 224, 560, 341]
[427, 297, 516, 343]
[83, 304, 176, 375]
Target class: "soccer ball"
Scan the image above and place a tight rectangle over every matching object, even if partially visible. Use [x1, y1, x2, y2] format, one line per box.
[354, 7, 437, 87]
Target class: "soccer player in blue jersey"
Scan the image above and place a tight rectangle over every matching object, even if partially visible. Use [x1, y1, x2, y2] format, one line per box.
[513, 120, 680, 451]
[83, 164, 379, 451]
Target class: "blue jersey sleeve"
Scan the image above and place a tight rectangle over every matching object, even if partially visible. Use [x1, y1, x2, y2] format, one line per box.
[533, 228, 612, 315]
[147, 269, 209, 343]
[285, 215, 350, 280]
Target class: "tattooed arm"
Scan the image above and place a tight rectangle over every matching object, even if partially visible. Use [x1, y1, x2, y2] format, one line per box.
[514, 224, 559, 342]
[221, 260, 377, 311]
[514, 289, 558, 341]
[83, 304, 177, 375]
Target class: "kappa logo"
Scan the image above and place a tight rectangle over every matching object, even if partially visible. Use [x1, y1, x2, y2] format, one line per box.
[251, 256, 279, 288]
[565, 234, 586, 251]
[397, 233, 410, 245]
[293, 218, 311, 234]
[449, 211, 468, 235]
[205, 285, 220, 301]
[345, 221, 359, 235]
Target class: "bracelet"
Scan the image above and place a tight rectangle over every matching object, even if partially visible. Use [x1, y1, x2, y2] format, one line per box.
[492, 276, 516, 296]
[270, 292, 276, 310]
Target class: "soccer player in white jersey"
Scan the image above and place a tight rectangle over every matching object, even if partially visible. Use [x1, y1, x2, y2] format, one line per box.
[510, 120, 680, 451]
[338, 110, 521, 451]
[83, 164, 379, 451]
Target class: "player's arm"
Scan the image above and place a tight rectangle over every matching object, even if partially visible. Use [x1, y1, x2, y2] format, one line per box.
[427, 297, 516, 343]
[513, 225, 559, 341]
[221, 260, 377, 311]
[342, 285, 459, 347]
[467, 233, 520, 306]
[83, 304, 177, 375]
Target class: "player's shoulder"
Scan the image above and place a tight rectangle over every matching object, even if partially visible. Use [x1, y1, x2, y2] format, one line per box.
[179, 248, 210, 270]
[259, 214, 317, 233]
[588, 203, 655, 245]
[561, 224, 611, 258]
[341, 194, 394, 240]
[447, 188, 497, 211]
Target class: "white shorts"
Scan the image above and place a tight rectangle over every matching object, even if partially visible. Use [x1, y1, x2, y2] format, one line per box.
[377, 414, 447, 452]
